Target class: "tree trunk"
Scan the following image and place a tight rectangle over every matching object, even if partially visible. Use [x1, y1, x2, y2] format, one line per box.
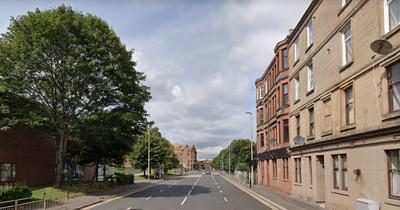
[54, 123, 68, 189]
[68, 164, 73, 186]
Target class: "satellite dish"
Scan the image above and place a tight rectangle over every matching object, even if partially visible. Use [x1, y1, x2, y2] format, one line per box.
[260, 146, 267, 151]
[370, 39, 392, 55]
[270, 139, 277, 144]
[293, 136, 305, 144]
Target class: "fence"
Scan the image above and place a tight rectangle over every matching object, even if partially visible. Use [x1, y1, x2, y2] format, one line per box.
[234, 170, 258, 185]
[0, 192, 68, 210]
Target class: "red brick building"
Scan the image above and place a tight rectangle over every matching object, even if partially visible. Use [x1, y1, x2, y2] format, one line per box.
[0, 123, 55, 187]
[255, 36, 292, 194]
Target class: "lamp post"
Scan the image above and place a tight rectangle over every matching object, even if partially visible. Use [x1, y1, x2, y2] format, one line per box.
[148, 128, 150, 181]
[229, 143, 231, 176]
[245, 112, 253, 188]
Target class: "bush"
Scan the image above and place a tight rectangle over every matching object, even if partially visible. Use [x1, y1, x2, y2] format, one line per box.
[108, 173, 134, 186]
[0, 183, 32, 203]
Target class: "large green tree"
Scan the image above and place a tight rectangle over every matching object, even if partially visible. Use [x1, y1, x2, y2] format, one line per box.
[0, 5, 151, 188]
[211, 139, 257, 172]
[129, 127, 178, 176]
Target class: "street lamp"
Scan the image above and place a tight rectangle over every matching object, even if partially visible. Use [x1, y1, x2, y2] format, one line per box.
[148, 128, 150, 181]
[245, 112, 253, 188]
[227, 141, 231, 176]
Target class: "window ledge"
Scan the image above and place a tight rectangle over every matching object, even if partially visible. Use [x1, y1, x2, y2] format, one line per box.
[340, 123, 356, 132]
[385, 199, 400, 207]
[338, 0, 351, 16]
[272, 177, 277, 180]
[294, 99, 300, 105]
[306, 89, 314, 96]
[283, 179, 289, 182]
[383, 24, 400, 40]
[293, 59, 300, 67]
[294, 183, 302, 187]
[331, 189, 349, 196]
[382, 111, 400, 122]
[321, 131, 333, 137]
[307, 135, 315, 141]
[305, 43, 313, 53]
[339, 60, 354, 73]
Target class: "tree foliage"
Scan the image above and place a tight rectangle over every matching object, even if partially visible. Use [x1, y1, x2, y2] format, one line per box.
[211, 139, 257, 172]
[0, 5, 151, 188]
[129, 127, 179, 175]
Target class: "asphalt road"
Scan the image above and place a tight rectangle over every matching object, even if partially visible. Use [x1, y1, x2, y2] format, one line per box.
[86, 171, 274, 210]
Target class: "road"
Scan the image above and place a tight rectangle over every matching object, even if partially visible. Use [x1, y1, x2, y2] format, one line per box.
[86, 170, 276, 210]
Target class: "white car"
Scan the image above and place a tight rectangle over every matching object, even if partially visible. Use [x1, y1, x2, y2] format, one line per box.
[205, 169, 211, 174]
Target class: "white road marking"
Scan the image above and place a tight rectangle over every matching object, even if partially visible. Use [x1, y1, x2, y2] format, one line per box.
[220, 190, 223, 193]
[224, 197, 228, 202]
[181, 197, 187, 205]
[191, 186, 195, 189]
[126, 207, 131, 210]
[146, 196, 152, 200]
[160, 189, 163, 192]
[188, 190, 192, 195]
[217, 186, 220, 188]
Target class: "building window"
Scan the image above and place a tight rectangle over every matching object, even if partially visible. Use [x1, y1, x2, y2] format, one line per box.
[259, 84, 264, 99]
[385, 0, 400, 32]
[344, 86, 354, 125]
[283, 48, 288, 69]
[307, 20, 313, 47]
[307, 62, 314, 91]
[260, 108, 264, 124]
[308, 156, 313, 185]
[283, 119, 289, 142]
[295, 76, 300, 100]
[283, 158, 289, 180]
[333, 154, 348, 190]
[342, 25, 352, 65]
[342, 0, 350, 6]
[309, 108, 315, 136]
[296, 115, 300, 136]
[388, 61, 400, 112]
[387, 149, 400, 198]
[323, 98, 332, 133]
[0, 164, 16, 182]
[283, 83, 288, 105]
[273, 159, 277, 178]
[295, 158, 302, 183]
[295, 38, 300, 61]
[260, 133, 264, 147]
[265, 79, 268, 95]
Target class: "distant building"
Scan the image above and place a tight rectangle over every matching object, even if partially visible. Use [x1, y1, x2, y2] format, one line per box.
[172, 144, 197, 170]
[198, 160, 212, 169]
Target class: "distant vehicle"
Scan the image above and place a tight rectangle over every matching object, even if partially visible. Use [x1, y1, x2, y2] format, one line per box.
[205, 168, 211, 174]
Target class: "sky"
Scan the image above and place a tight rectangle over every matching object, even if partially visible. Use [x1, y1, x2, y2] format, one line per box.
[0, 0, 312, 160]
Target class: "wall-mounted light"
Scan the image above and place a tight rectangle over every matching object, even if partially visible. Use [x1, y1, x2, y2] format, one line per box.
[353, 169, 361, 175]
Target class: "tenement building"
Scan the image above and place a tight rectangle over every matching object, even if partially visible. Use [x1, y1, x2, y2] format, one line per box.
[287, 0, 400, 209]
[172, 144, 197, 171]
[255, 37, 291, 194]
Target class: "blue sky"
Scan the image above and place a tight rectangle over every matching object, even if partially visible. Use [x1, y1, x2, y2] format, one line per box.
[0, 0, 311, 160]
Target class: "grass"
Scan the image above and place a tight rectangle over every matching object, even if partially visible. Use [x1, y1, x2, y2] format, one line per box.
[31, 172, 177, 198]
[31, 181, 114, 198]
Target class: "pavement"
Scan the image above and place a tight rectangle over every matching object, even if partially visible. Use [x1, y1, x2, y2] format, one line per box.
[52, 172, 324, 210]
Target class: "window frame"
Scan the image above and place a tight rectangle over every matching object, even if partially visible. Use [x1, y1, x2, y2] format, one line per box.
[307, 20, 313, 47]
[296, 115, 301, 136]
[387, 149, 400, 199]
[273, 159, 278, 178]
[283, 48, 288, 69]
[388, 62, 400, 113]
[0, 163, 16, 182]
[259, 84, 264, 99]
[332, 154, 348, 191]
[283, 119, 289, 143]
[342, 25, 352, 65]
[309, 108, 315, 136]
[295, 38, 300, 61]
[283, 83, 288, 105]
[260, 108, 264, 124]
[345, 86, 354, 125]
[260, 133, 265, 147]
[295, 76, 300, 100]
[307, 62, 314, 91]
[295, 158, 302, 183]
[385, 0, 400, 33]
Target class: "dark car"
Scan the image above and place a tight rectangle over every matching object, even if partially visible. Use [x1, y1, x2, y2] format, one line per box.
[205, 168, 211, 174]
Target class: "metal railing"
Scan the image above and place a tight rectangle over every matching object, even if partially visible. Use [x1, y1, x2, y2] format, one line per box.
[0, 192, 68, 210]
